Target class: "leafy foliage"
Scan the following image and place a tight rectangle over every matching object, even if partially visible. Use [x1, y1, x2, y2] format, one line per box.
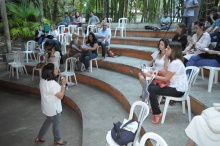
[6, 1, 40, 40]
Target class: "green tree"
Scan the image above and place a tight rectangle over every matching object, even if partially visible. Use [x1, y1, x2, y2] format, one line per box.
[6, 0, 40, 41]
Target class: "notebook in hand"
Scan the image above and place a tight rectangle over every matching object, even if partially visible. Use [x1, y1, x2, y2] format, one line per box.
[81, 44, 89, 49]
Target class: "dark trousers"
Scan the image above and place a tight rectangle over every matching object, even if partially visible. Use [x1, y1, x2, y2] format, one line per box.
[182, 16, 193, 35]
[148, 85, 184, 115]
[98, 41, 109, 57]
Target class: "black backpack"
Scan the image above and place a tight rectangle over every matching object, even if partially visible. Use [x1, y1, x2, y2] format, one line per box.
[111, 119, 138, 146]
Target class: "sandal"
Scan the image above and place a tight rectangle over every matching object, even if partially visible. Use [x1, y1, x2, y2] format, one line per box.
[34, 138, 45, 144]
[54, 140, 67, 145]
[151, 113, 162, 124]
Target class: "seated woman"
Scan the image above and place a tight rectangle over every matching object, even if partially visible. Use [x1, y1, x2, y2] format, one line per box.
[72, 12, 82, 27]
[144, 42, 188, 124]
[183, 21, 211, 65]
[185, 108, 220, 146]
[79, 32, 98, 70]
[138, 38, 169, 87]
[47, 45, 61, 70]
[172, 22, 188, 51]
[48, 24, 58, 39]
[187, 34, 220, 68]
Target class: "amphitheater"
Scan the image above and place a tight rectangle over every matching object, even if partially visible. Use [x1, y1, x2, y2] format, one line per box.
[0, 24, 219, 146]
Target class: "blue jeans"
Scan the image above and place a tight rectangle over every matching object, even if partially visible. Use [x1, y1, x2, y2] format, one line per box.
[38, 37, 43, 45]
[37, 112, 61, 142]
[80, 53, 97, 69]
[182, 16, 193, 35]
[210, 30, 220, 42]
[186, 55, 220, 67]
[98, 42, 109, 57]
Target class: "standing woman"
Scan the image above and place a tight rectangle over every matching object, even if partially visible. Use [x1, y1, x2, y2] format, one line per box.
[34, 63, 67, 145]
[172, 22, 188, 51]
[144, 42, 188, 124]
[80, 32, 98, 70]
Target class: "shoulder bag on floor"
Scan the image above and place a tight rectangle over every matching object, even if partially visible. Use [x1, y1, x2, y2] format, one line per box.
[111, 119, 138, 146]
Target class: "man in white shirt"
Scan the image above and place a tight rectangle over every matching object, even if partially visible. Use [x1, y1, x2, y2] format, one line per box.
[97, 22, 111, 59]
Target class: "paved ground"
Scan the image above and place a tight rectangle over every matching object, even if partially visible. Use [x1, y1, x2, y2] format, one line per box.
[0, 88, 82, 146]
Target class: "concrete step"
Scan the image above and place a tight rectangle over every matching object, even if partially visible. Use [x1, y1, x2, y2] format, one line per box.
[111, 29, 176, 38]
[108, 44, 156, 60]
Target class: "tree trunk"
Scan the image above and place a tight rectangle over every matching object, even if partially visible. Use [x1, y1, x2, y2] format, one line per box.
[39, 0, 44, 22]
[47, 0, 52, 20]
[53, 0, 59, 23]
[0, 0, 11, 53]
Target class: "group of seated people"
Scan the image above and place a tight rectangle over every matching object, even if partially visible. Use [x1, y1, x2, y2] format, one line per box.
[36, 21, 111, 72]
[138, 8, 220, 145]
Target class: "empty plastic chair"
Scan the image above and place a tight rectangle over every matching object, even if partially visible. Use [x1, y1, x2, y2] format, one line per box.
[23, 40, 36, 63]
[114, 18, 127, 37]
[9, 51, 28, 79]
[59, 57, 78, 85]
[200, 66, 220, 92]
[139, 132, 168, 146]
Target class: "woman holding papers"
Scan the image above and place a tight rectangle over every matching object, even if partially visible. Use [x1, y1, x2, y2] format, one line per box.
[182, 21, 211, 65]
[187, 36, 220, 68]
[79, 32, 98, 70]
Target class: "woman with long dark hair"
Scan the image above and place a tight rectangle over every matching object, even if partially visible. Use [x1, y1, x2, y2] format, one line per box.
[80, 32, 98, 70]
[34, 63, 67, 145]
[144, 42, 188, 124]
[172, 22, 188, 51]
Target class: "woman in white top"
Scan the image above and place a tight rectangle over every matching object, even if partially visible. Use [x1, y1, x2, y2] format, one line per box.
[183, 21, 211, 64]
[48, 25, 58, 39]
[138, 38, 169, 87]
[34, 63, 67, 145]
[145, 42, 188, 124]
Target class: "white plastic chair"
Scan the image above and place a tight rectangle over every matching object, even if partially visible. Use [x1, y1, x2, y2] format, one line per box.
[32, 54, 47, 80]
[86, 25, 98, 36]
[139, 132, 168, 146]
[114, 18, 127, 37]
[57, 25, 65, 34]
[68, 25, 78, 34]
[200, 66, 220, 92]
[23, 40, 36, 63]
[59, 57, 78, 85]
[158, 66, 200, 124]
[106, 101, 149, 146]
[89, 47, 99, 73]
[108, 18, 112, 28]
[9, 51, 28, 79]
[58, 34, 67, 55]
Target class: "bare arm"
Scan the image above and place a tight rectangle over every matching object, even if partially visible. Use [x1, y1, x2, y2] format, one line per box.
[55, 77, 66, 99]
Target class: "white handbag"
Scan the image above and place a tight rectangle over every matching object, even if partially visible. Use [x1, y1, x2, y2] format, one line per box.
[201, 107, 220, 134]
